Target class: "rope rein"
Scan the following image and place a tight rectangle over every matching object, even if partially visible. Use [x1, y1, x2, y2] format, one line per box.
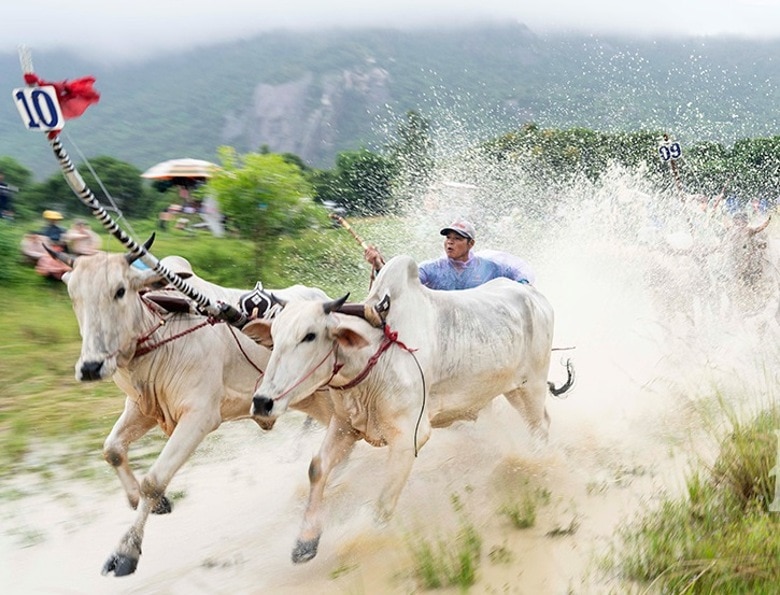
[271, 345, 338, 403]
[127, 294, 266, 378]
[329, 324, 417, 391]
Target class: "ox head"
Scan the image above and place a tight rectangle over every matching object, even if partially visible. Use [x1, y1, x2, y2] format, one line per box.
[243, 294, 374, 418]
[53, 235, 161, 381]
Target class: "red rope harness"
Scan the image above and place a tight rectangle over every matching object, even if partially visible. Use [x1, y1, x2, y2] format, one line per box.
[269, 324, 416, 402]
[129, 295, 266, 379]
[330, 324, 417, 391]
[271, 345, 339, 402]
[134, 318, 213, 357]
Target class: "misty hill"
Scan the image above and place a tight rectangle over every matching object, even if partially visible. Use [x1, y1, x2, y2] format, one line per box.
[3, 22, 780, 180]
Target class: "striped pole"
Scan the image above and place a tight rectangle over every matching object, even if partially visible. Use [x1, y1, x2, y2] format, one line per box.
[19, 46, 245, 326]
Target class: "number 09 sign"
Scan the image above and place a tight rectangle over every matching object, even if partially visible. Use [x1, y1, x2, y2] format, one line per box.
[12, 86, 64, 132]
[658, 141, 682, 162]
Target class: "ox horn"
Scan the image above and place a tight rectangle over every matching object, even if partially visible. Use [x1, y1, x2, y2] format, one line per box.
[323, 293, 350, 314]
[125, 233, 156, 265]
[43, 243, 76, 268]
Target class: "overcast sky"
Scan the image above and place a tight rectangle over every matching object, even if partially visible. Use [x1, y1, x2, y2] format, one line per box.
[3, 1, 780, 62]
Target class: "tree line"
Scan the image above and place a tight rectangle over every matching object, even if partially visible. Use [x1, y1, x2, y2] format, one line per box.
[2, 113, 779, 233]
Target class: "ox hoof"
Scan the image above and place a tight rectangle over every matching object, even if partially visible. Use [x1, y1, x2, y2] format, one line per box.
[152, 495, 173, 515]
[291, 536, 320, 564]
[101, 553, 138, 577]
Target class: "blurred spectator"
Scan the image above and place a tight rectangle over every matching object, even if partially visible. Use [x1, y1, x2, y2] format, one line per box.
[0, 172, 14, 220]
[20, 210, 67, 264]
[751, 197, 769, 216]
[39, 210, 66, 247]
[64, 219, 102, 255]
[724, 194, 740, 215]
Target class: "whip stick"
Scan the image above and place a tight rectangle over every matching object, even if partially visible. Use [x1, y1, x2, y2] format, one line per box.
[330, 213, 385, 269]
[330, 213, 370, 250]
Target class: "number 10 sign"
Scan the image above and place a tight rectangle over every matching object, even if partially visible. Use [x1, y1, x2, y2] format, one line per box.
[12, 85, 64, 132]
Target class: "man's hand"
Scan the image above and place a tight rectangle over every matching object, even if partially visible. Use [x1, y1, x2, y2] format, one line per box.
[364, 245, 385, 272]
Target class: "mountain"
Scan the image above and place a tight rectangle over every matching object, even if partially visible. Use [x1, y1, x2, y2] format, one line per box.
[2, 23, 780, 180]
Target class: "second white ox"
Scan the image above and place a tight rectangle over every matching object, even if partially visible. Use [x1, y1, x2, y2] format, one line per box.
[56, 245, 332, 577]
[243, 254, 574, 563]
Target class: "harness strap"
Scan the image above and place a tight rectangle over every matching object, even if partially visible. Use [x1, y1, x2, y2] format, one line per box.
[131, 296, 266, 379]
[226, 324, 265, 376]
[271, 345, 337, 402]
[134, 318, 213, 357]
[330, 324, 417, 391]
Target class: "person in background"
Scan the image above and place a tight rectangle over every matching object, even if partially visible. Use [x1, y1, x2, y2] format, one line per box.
[364, 218, 533, 290]
[21, 211, 69, 280]
[0, 172, 14, 220]
[63, 218, 102, 255]
[39, 210, 67, 247]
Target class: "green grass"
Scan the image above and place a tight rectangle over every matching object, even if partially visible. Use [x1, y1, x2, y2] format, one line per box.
[407, 493, 483, 590]
[499, 484, 551, 530]
[612, 404, 780, 593]
[0, 265, 122, 476]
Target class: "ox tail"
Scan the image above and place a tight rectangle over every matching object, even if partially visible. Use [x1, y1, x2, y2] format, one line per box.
[548, 358, 575, 398]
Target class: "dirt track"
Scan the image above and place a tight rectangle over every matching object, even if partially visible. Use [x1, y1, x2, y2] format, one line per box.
[3, 187, 776, 594]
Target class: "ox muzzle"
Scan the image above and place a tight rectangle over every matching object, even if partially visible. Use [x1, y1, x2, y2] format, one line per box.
[79, 360, 106, 382]
[251, 394, 275, 417]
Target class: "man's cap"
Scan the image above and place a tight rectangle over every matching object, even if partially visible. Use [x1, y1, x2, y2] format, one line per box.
[440, 219, 476, 240]
[43, 210, 63, 221]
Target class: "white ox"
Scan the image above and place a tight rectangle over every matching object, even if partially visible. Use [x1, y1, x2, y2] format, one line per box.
[56, 245, 332, 576]
[243, 254, 574, 563]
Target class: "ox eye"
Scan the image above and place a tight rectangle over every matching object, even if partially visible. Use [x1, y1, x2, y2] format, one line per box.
[114, 286, 126, 300]
[302, 332, 316, 343]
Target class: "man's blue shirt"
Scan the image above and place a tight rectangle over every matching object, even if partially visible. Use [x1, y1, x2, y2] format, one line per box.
[418, 251, 530, 290]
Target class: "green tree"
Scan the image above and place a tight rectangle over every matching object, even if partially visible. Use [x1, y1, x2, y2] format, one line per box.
[16, 174, 74, 221]
[208, 146, 329, 273]
[387, 110, 434, 205]
[333, 149, 395, 216]
[0, 156, 32, 190]
[80, 156, 153, 219]
[18, 156, 151, 221]
[306, 167, 342, 206]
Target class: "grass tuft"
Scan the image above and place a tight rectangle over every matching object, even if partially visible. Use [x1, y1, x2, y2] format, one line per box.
[612, 403, 780, 593]
[407, 493, 483, 590]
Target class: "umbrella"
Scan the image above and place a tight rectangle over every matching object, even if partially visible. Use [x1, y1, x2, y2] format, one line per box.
[141, 158, 220, 180]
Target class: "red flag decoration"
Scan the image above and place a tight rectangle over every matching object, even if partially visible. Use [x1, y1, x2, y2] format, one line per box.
[23, 73, 100, 119]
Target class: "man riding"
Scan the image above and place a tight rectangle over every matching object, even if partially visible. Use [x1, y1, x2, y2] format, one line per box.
[364, 218, 533, 290]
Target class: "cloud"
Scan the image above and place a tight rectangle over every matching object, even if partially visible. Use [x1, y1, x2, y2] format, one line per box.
[3, 0, 780, 63]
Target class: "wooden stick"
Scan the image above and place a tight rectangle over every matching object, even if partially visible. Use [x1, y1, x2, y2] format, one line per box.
[330, 213, 385, 270]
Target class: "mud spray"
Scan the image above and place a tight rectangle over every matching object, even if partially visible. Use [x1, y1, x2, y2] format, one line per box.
[3, 130, 779, 595]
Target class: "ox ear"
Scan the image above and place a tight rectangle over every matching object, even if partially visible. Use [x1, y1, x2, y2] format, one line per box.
[332, 325, 370, 350]
[241, 319, 274, 348]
